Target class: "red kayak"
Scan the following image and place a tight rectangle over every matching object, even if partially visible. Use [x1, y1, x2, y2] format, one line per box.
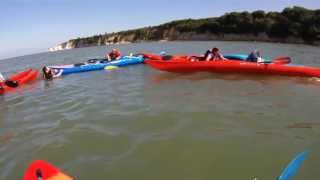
[0, 69, 38, 94]
[144, 53, 320, 78]
[23, 160, 73, 180]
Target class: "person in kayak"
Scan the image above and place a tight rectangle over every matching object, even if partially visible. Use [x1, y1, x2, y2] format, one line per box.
[106, 49, 121, 61]
[42, 66, 63, 80]
[246, 50, 266, 63]
[204, 47, 226, 61]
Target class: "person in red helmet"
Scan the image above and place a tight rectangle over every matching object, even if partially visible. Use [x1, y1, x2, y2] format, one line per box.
[106, 49, 121, 61]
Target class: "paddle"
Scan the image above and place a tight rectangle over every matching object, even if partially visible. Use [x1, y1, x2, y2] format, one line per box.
[277, 150, 309, 180]
[256, 56, 291, 64]
[272, 57, 292, 65]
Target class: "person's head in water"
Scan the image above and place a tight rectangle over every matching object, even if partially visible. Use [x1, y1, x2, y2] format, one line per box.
[42, 66, 53, 80]
[42, 66, 50, 73]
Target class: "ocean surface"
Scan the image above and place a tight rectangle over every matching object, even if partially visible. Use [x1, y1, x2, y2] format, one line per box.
[0, 41, 320, 179]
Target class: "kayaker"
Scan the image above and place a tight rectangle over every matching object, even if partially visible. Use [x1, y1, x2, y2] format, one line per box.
[42, 66, 63, 80]
[204, 47, 226, 61]
[106, 49, 121, 61]
[246, 50, 265, 63]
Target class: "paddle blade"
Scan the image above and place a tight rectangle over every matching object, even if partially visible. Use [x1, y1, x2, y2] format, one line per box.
[278, 150, 309, 180]
[272, 57, 292, 65]
[104, 66, 118, 70]
[23, 160, 73, 180]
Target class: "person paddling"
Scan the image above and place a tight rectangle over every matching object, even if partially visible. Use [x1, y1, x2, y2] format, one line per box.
[247, 50, 266, 63]
[204, 47, 226, 61]
[106, 49, 121, 61]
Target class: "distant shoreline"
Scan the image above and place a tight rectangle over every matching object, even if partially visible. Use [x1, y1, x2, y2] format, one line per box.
[1, 40, 318, 61]
[50, 6, 320, 52]
[49, 38, 320, 52]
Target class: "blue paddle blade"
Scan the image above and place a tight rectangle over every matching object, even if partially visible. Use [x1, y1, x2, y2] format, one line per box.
[278, 150, 309, 180]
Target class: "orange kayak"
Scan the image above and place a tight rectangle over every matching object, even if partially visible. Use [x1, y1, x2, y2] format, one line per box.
[23, 160, 73, 180]
[144, 53, 320, 78]
[0, 69, 38, 94]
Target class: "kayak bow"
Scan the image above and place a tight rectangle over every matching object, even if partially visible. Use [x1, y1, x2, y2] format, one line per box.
[23, 160, 73, 180]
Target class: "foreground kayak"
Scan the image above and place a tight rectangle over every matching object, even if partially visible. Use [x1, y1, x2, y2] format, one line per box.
[144, 54, 320, 78]
[23, 150, 308, 180]
[23, 160, 73, 180]
[0, 69, 38, 94]
[47, 55, 144, 77]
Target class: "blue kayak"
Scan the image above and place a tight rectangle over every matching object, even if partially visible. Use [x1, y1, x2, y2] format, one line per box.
[48, 56, 144, 76]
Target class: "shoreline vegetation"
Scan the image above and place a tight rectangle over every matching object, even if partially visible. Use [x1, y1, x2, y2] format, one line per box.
[50, 6, 320, 51]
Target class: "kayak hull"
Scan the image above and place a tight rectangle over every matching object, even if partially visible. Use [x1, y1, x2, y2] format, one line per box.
[144, 54, 320, 78]
[0, 69, 38, 94]
[49, 56, 144, 76]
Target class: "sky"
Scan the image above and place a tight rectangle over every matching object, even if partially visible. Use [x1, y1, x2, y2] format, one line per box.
[0, 0, 320, 60]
